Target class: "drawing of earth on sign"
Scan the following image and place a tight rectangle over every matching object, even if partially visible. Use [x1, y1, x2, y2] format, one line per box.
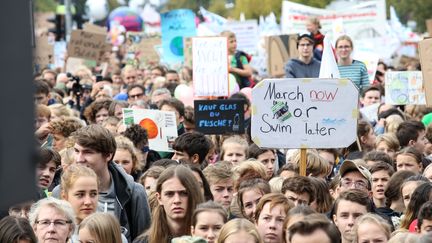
[139, 118, 158, 139]
[388, 74, 408, 104]
[170, 36, 184, 56]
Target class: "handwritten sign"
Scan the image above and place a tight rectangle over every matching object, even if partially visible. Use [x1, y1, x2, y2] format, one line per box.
[194, 100, 244, 134]
[193, 37, 229, 97]
[224, 20, 259, 55]
[251, 78, 358, 148]
[33, 35, 54, 71]
[126, 32, 161, 66]
[385, 71, 425, 105]
[419, 38, 432, 106]
[67, 29, 107, 61]
[161, 9, 196, 65]
[123, 108, 178, 152]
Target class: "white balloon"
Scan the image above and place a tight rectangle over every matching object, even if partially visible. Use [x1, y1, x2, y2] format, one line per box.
[85, 0, 109, 21]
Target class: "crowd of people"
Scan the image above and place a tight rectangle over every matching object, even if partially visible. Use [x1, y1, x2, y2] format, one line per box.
[1, 15, 431, 243]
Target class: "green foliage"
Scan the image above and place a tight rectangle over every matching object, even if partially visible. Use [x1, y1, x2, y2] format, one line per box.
[387, 0, 432, 32]
[34, 0, 57, 12]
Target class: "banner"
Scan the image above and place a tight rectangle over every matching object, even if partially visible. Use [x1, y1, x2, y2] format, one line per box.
[192, 37, 229, 97]
[385, 71, 426, 105]
[194, 100, 244, 134]
[265, 35, 298, 77]
[419, 38, 432, 106]
[67, 29, 107, 61]
[161, 9, 196, 65]
[224, 20, 259, 55]
[251, 78, 358, 148]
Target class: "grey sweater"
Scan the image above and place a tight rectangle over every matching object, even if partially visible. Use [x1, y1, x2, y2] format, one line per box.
[284, 58, 321, 78]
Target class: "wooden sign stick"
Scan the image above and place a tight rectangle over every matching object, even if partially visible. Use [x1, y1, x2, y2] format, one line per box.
[300, 148, 307, 176]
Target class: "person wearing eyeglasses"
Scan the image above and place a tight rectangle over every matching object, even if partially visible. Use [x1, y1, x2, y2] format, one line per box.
[29, 197, 76, 243]
[127, 84, 148, 106]
[336, 160, 372, 196]
[284, 34, 321, 79]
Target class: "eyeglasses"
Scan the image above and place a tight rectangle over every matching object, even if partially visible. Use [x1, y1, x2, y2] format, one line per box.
[337, 45, 352, 49]
[125, 76, 136, 80]
[168, 79, 179, 83]
[340, 179, 368, 190]
[128, 93, 144, 99]
[36, 219, 72, 228]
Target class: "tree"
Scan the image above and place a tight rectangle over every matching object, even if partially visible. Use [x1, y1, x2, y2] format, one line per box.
[387, 0, 432, 32]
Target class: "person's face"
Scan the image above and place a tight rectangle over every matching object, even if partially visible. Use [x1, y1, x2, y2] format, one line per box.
[183, 120, 196, 133]
[35, 93, 49, 105]
[227, 37, 237, 54]
[161, 104, 183, 127]
[223, 143, 247, 164]
[376, 141, 396, 160]
[401, 181, 420, 208]
[318, 151, 335, 177]
[151, 68, 163, 80]
[113, 148, 134, 175]
[191, 211, 225, 243]
[419, 219, 432, 235]
[113, 104, 124, 120]
[361, 128, 376, 150]
[62, 176, 98, 223]
[357, 222, 388, 243]
[224, 230, 257, 243]
[144, 176, 157, 195]
[171, 150, 192, 163]
[306, 21, 318, 34]
[37, 161, 57, 190]
[43, 72, 56, 87]
[297, 39, 313, 60]
[95, 108, 109, 125]
[53, 133, 66, 152]
[290, 229, 331, 243]
[33, 206, 73, 243]
[396, 154, 422, 174]
[127, 87, 145, 104]
[166, 73, 180, 84]
[79, 227, 97, 243]
[256, 203, 286, 243]
[371, 170, 390, 201]
[257, 151, 276, 179]
[361, 90, 381, 107]
[157, 177, 189, 221]
[339, 171, 369, 194]
[242, 189, 264, 220]
[124, 69, 137, 85]
[284, 190, 311, 206]
[333, 199, 368, 243]
[112, 74, 123, 84]
[413, 130, 427, 154]
[210, 179, 234, 210]
[35, 116, 50, 130]
[74, 143, 111, 177]
[336, 40, 353, 60]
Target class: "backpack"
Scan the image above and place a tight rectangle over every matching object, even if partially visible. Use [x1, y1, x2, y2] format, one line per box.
[234, 50, 255, 88]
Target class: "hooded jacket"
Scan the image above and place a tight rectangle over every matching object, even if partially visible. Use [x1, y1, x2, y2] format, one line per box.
[284, 58, 321, 78]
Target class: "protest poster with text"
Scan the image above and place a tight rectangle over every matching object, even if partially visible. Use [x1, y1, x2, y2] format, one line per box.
[194, 100, 244, 135]
[385, 71, 426, 105]
[126, 31, 161, 66]
[192, 37, 229, 97]
[419, 38, 432, 106]
[122, 108, 178, 152]
[33, 35, 54, 72]
[161, 9, 196, 66]
[251, 79, 358, 148]
[224, 20, 259, 55]
[67, 29, 107, 61]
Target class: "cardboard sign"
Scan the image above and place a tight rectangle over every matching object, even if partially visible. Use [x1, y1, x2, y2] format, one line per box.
[83, 23, 107, 34]
[251, 78, 358, 148]
[33, 35, 54, 70]
[419, 38, 432, 106]
[183, 37, 193, 68]
[192, 37, 229, 97]
[194, 100, 245, 134]
[224, 20, 259, 55]
[385, 71, 425, 105]
[67, 29, 107, 61]
[265, 35, 298, 77]
[426, 19, 432, 37]
[123, 108, 178, 152]
[126, 32, 161, 66]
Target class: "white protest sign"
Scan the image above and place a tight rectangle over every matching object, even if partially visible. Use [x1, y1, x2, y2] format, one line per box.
[385, 71, 426, 105]
[224, 20, 259, 55]
[251, 79, 358, 148]
[122, 108, 178, 152]
[193, 37, 229, 97]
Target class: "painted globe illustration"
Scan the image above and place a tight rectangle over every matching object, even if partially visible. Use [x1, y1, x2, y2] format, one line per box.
[139, 118, 158, 139]
[170, 36, 184, 56]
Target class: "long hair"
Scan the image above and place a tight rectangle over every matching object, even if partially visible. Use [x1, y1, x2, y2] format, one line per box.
[79, 212, 122, 243]
[400, 183, 432, 229]
[0, 216, 37, 243]
[217, 218, 262, 243]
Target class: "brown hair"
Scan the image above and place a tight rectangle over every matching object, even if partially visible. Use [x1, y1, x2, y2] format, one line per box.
[203, 161, 233, 185]
[71, 124, 117, 159]
[83, 99, 112, 124]
[191, 201, 228, 227]
[50, 117, 83, 137]
[281, 176, 316, 204]
[254, 193, 293, 223]
[335, 35, 354, 49]
[333, 189, 372, 218]
[79, 213, 122, 243]
[237, 178, 271, 219]
[114, 135, 142, 173]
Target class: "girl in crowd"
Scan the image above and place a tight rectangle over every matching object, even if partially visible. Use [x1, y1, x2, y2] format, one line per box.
[396, 147, 424, 174]
[353, 213, 391, 243]
[400, 175, 428, 209]
[134, 165, 204, 243]
[283, 205, 316, 242]
[248, 144, 277, 179]
[375, 133, 400, 161]
[220, 135, 248, 165]
[309, 177, 334, 213]
[400, 183, 432, 230]
[237, 178, 271, 222]
[83, 98, 112, 125]
[108, 100, 129, 120]
[79, 212, 124, 243]
[139, 165, 165, 195]
[191, 201, 228, 243]
[217, 218, 262, 243]
[335, 35, 369, 91]
[114, 135, 143, 180]
[0, 216, 37, 243]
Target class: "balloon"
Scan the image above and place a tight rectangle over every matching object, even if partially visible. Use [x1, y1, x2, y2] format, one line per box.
[228, 74, 239, 95]
[86, 0, 109, 21]
[108, 7, 144, 32]
[240, 87, 252, 102]
[179, 86, 194, 107]
[174, 84, 189, 99]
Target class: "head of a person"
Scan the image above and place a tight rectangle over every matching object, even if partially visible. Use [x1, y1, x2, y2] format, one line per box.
[50, 117, 84, 151]
[248, 144, 276, 179]
[37, 147, 61, 190]
[281, 176, 315, 206]
[332, 189, 372, 242]
[268, 177, 284, 193]
[150, 65, 167, 80]
[172, 132, 211, 165]
[277, 163, 298, 179]
[78, 212, 122, 243]
[217, 218, 262, 243]
[42, 69, 57, 87]
[308, 177, 334, 213]
[306, 17, 321, 34]
[60, 164, 99, 224]
[127, 84, 147, 104]
[352, 213, 391, 243]
[186, 164, 214, 201]
[72, 125, 117, 176]
[191, 201, 228, 243]
[296, 34, 314, 60]
[121, 65, 137, 85]
[395, 146, 423, 174]
[150, 88, 172, 108]
[165, 69, 180, 84]
[159, 98, 185, 127]
[335, 35, 354, 60]
[35, 104, 51, 129]
[401, 183, 432, 229]
[401, 175, 428, 209]
[83, 99, 112, 125]
[397, 120, 427, 153]
[361, 86, 382, 107]
[108, 100, 128, 120]
[29, 197, 76, 243]
[288, 214, 341, 243]
[357, 120, 376, 151]
[363, 150, 394, 168]
[34, 79, 50, 105]
[369, 162, 394, 203]
[220, 30, 237, 54]
[384, 170, 416, 210]
[48, 104, 73, 120]
[254, 193, 293, 243]
[122, 124, 148, 151]
[375, 133, 400, 161]
[0, 216, 37, 243]
[220, 135, 249, 165]
[317, 148, 339, 177]
[139, 165, 165, 195]
[416, 201, 432, 235]
[238, 178, 272, 221]
[337, 160, 372, 194]
[290, 149, 330, 178]
[203, 161, 234, 210]
[113, 135, 141, 175]
[283, 205, 316, 241]
[183, 106, 196, 133]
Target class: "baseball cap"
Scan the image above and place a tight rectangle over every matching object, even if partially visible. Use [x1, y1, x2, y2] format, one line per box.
[339, 160, 372, 184]
[297, 33, 315, 44]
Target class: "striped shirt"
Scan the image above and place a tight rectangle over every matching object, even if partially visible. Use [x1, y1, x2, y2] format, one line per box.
[338, 60, 369, 91]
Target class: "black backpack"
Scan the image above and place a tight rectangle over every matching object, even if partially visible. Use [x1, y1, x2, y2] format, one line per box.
[234, 50, 253, 88]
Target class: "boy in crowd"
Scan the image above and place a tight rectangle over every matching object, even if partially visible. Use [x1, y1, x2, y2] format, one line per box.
[281, 176, 315, 206]
[203, 161, 234, 213]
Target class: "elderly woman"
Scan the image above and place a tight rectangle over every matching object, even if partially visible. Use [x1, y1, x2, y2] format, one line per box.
[29, 197, 76, 243]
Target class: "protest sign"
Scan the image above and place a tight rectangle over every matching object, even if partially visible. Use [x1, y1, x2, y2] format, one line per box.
[360, 103, 380, 123]
[192, 37, 229, 97]
[67, 29, 107, 61]
[33, 35, 54, 71]
[265, 35, 298, 77]
[83, 23, 107, 34]
[353, 51, 379, 83]
[65, 57, 97, 74]
[419, 38, 432, 106]
[183, 37, 193, 68]
[251, 78, 358, 148]
[123, 108, 178, 152]
[194, 100, 244, 134]
[224, 20, 259, 55]
[161, 9, 196, 65]
[126, 31, 161, 66]
[385, 71, 425, 105]
[426, 19, 432, 37]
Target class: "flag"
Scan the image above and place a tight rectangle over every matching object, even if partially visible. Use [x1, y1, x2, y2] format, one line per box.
[319, 36, 340, 79]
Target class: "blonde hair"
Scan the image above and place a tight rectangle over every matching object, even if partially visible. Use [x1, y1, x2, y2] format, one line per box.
[49, 104, 73, 118]
[217, 218, 262, 243]
[307, 16, 321, 29]
[353, 213, 391, 243]
[79, 213, 122, 243]
[268, 177, 284, 193]
[61, 164, 99, 195]
[220, 135, 249, 160]
[114, 135, 142, 173]
[375, 133, 400, 151]
[386, 114, 404, 133]
[220, 30, 236, 39]
[388, 232, 419, 243]
[232, 160, 268, 190]
[335, 35, 354, 49]
[203, 161, 233, 185]
[290, 149, 329, 177]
